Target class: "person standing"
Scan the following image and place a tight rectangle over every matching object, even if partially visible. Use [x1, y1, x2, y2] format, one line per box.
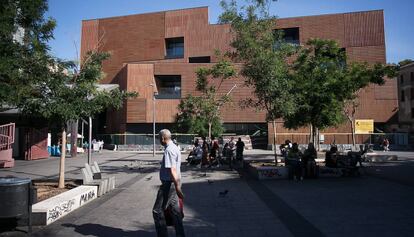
[236, 137, 245, 161]
[153, 129, 185, 237]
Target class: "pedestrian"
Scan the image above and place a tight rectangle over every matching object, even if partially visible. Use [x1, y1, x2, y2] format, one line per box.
[383, 138, 390, 152]
[201, 137, 209, 167]
[236, 137, 245, 161]
[152, 129, 185, 237]
[303, 143, 317, 178]
[287, 143, 303, 181]
[208, 136, 219, 167]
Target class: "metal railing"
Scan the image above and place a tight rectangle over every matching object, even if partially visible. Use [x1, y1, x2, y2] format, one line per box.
[0, 123, 15, 151]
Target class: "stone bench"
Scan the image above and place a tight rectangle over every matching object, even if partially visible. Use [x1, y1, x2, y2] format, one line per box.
[32, 185, 97, 225]
[82, 163, 115, 196]
[318, 166, 342, 177]
[365, 153, 398, 162]
[248, 164, 289, 180]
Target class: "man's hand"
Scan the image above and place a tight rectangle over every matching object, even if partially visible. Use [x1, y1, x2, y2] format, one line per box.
[176, 187, 185, 200]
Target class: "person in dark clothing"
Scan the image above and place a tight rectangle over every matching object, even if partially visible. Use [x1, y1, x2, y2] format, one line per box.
[287, 143, 303, 181]
[236, 138, 245, 161]
[325, 145, 338, 168]
[303, 143, 317, 178]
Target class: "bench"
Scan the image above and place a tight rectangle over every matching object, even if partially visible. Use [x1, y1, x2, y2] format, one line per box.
[32, 185, 97, 225]
[81, 168, 108, 197]
[81, 163, 115, 196]
[92, 161, 115, 190]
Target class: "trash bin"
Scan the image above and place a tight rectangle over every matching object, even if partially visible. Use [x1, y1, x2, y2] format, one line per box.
[0, 177, 34, 233]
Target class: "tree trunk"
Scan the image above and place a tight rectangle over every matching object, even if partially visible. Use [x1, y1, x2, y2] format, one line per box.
[70, 120, 78, 158]
[58, 126, 67, 189]
[350, 118, 356, 150]
[272, 120, 278, 166]
[311, 124, 318, 150]
[208, 122, 212, 140]
[316, 127, 320, 151]
[309, 124, 313, 143]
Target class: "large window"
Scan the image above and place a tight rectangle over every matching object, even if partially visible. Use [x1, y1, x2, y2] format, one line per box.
[155, 75, 181, 99]
[401, 90, 405, 102]
[275, 27, 300, 45]
[165, 37, 184, 59]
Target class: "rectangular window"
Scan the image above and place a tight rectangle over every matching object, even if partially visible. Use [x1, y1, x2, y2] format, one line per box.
[401, 90, 405, 102]
[412, 88, 414, 100]
[412, 108, 414, 119]
[274, 27, 300, 45]
[411, 72, 414, 82]
[165, 37, 184, 59]
[400, 75, 404, 84]
[189, 56, 211, 63]
[154, 75, 181, 99]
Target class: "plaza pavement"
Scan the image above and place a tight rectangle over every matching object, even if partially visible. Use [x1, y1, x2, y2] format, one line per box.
[1, 150, 414, 236]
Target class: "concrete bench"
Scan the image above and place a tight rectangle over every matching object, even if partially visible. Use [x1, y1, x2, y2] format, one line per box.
[81, 167, 108, 197]
[365, 153, 398, 162]
[248, 164, 289, 180]
[32, 185, 97, 225]
[318, 166, 342, 177]
[82, 163, 115, 196]
[92, 161, 116, 191]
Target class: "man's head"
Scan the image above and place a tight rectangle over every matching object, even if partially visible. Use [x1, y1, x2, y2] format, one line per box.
[159, 129, 172, 146]
[238, 137, 241, 142]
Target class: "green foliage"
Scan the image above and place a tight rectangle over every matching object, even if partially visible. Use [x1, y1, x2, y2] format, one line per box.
[176, 54, 236, 137]
[219, 0, 296, 122]
[398, 59, 413, 67]
[0, 0, 137, 124]
[0, 0, 56, 110]
[284, 38, 398, 131]
[20, 51, 137, 127]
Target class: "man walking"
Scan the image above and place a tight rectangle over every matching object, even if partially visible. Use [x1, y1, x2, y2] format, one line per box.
[153, 129, 185, 237]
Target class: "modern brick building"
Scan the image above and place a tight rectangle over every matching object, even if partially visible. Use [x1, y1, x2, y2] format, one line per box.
[81, 7, 397, 146]
[397, 62, 414, 143]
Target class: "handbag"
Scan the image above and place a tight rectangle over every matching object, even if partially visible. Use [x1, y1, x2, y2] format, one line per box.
[165, 197, 184, 226]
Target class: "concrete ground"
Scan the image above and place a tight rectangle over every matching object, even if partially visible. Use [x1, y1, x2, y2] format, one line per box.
[1, 150, 414, 237]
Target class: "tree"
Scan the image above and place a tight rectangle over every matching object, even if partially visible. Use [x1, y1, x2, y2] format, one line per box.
[176, 54, 236, 138]
[219, 0, 296, 164]
[342, 62, 398, 149]
[0, 0, 137, 188]
[0, 0, 56, 110]
[398, 59, 413, 67]
[285, 38, 398, 149]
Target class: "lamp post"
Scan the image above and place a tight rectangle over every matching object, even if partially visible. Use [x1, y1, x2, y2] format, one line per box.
[150, 84, 157, 157]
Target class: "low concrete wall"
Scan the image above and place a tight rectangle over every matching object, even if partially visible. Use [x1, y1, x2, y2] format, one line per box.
[366, 153, 398, 162]
[32, 185, 97, 225]
[248, 164, 289, 180]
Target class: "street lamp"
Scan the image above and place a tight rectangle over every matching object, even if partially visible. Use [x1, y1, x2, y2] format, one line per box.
[150, 83, 158, 157]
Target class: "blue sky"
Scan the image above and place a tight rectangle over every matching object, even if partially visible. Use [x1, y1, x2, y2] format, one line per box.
[46, 0, 414, 64]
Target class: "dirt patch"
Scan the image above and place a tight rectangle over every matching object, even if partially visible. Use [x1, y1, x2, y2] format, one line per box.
[33, 180, 81, 202]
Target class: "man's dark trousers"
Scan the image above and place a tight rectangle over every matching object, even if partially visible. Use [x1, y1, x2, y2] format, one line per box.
[153, 181, 185, 237]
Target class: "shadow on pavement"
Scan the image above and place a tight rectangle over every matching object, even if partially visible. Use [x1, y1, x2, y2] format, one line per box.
[61, 223, 155, 237]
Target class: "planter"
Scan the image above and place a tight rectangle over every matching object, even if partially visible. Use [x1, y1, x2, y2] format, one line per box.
[32, 185, 97, 225]
[248, 163, 289, 180]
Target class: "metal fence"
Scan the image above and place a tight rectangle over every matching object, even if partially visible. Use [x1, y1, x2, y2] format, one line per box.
[96, 133, 197, 146]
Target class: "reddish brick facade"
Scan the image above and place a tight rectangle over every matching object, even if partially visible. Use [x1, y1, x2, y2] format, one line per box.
[81, 7, 397, 145]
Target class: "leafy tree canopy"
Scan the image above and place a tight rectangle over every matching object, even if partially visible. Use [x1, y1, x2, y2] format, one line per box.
[176, 53, 236, 138]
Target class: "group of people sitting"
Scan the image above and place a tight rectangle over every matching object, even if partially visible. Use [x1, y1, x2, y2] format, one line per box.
[187, 136, 245, 168]
[281, 140, 318, 181]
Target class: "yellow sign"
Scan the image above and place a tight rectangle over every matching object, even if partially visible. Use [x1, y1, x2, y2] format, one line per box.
[355, 119, 374, 134]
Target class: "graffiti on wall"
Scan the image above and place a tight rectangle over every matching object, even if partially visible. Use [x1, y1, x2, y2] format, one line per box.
[47, 199, 75, 222]
[79, 190, 96, 206]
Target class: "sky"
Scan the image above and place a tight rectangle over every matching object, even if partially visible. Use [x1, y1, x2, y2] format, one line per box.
[46, 0, 414, 64]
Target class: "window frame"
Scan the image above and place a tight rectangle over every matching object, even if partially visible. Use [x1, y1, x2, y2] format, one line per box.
[165, 37, 184, 59]
[154, 75, 182, 99]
